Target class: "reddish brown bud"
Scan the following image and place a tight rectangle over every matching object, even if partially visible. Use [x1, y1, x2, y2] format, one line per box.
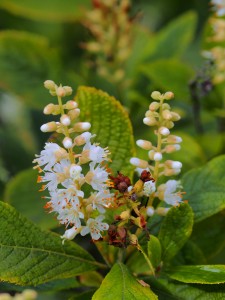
[109, 172, 131, 193]
[140, 170, 155, 183]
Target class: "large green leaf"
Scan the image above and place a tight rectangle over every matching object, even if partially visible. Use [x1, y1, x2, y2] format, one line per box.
[0, 201, 104, 286]
[140, 59, 194, 102]
[0, 0, 90, 22]
[92, 263, 158, 300]
[147, 235, 162, 269]
[182, 155, 225, 223]
[4, 168, 57, 230]
[158, 203, 194, 263]
[76, 86, 135, 176]
[166, 265, 225, 284]
[142, 12, 197, 60]
[0, 30, 61, 109]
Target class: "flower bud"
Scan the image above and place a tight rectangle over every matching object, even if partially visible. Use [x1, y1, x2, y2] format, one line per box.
[64, 100, 78, 110]
[159, 127, 170, 136]
[148, 150, 155, 160]
[68, 108, 80, 120]
[165, 160, 182, 169]
[164, 168, 181, 176]
[162, 109, 172, 120]
[162, 103, 171, 110]
[143, 117, 157, 126]
[40, 122, 57, 132]
[151, 91, 161, 100]
[74, 132, 92, 146]
[129, 234, 138, 245]
[171, 111, 181, 121]
[145, 110, 155, 117]
[120, 210, 130, 220]
[63, 86, 73, 96]
[43, 103, 55, 115]
[44, 80, 55, 90]
[73, 122, 91, 132]
[22, 289, 38, 300]
[155, 207, 170, 216]
[164, 91, 174, 100]
[130, 158, 149, 169]
[136, 139, 152, 150]
[154, 152, 162, 161]
[63, 137, 73, 149]
[61, 227, 78, 241]
[149, 101, 160, 111]
[60, 114, 71, 126]
[165, 144, 181, 153]
[163, 121, 174, 129]
[56, 86, 66, 97]
[167, 135, 182, 143]
[0, 294, 12, 300]
[146, 206, 155, 217]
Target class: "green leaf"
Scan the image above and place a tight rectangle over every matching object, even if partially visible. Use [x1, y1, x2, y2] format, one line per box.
[191, 213, 225, 260]
[79, 271, 103, 287]
[182, 155, 225, 222]
[69, 289, 96, 300]
[0, 30, 61, 109]
[0, 0, 90, 22]
[4, 168, 57, 230]
[92, 263, 158, 300]
[142, 12, 197, 60]
[76, 86, 135, 176]
[166, 265, 225, 284]
[158, 203, 194, 263]
[140, 59, 194, 101]
[147, 236, 161, 269]
[0, 201, 103, 286]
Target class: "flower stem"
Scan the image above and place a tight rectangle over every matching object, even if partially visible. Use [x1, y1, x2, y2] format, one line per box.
[137, 243, 155, 276]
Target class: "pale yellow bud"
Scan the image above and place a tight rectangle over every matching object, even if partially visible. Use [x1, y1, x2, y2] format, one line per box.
[43, 103, 55, 115]
[162, 103, 171, 110]
[149, 101, 160, 111]
[151, 91, 161, 101]
[163, 120, 174, 129]
[63, 86, 73, 96]
[136, 139, 152, 150]
[40, 122, 57, 132]
[164, 91, 174, 100]
[130, 158, 149, 169]
[74, 135, 86, 146]
[167, 135, 182, 143]
[63, 137, 73, 149]
[64, 100, 78, 110]
[44, 80, 55, 90]
[120, 210, 130, 220]
[165, 144, 181, 153]
[171, 111, 181, 121]
[60, 114, 71, 126]
[162, 109, 172, 120]
[148, 150, 155, 160]
[143, 117, 157, 126]
[56, 86, 66, 97]
[68, 108, 80, 120]
[164, 168, 181, 176]
[22, 289, 38, 300]
[155, 207, 169, 216]
[73, 122, 91, 132]
[129, 234, 138, 245]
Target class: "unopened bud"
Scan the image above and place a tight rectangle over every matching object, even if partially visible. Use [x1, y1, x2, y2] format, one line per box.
[146, 206, 155, 217]
[22, 289, 38, 300]
[120, 210, 130, 220]
[44, 80, 55, 90]
[171, 111, 181, 121]
[129, 234, 138, 245]
[148, 150, 155, 160]
[164, 168, 181, 176]
[165, 160, 182, 169]
[164, 91, 174, 100]
[60, 114, 71, 126]
[61, 227, 78, 241]
[136, 139, 152, 150]
[165, 144, 181, 153]
[154, 152, 162, 161]
[162, 109, 172, 120]
[63, 86, 73, 96]
[145, 110, 157, 117]
[130, 158, 149, 169]
[73, 122, 91, 132]
[155, 207, 170, 216]
[151, 91, 161, 101]
[74, 132, 92, 146]
[162, 103, 171, 110]
[43, 103, 55, 115]
[64, 100, 78, 110]
[40, 122, 57, 132]
[63, 137, 73, 149]
[167, 135, 182, 143]
[163, 121, 174, 129]
[143, 117, 157, 126]
[56, 86, 66, 97]
[159, 127, 170, 136]
[68, 108, 80, 120]
[149, 101, 160, 111]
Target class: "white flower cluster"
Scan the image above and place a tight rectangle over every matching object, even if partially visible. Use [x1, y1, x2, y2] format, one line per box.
[33, 80, 112, 241]
[130, 91, 183, 213]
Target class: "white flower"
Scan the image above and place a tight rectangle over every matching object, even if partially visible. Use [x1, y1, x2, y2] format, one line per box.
[82, 142, 109, 164]
[85, 162, 109, 191]
[143, 181, 156, 196]
[33, 143, 67, 171]
[81, 215, 109, 240]
[56, 204, 84, 227]
[86, 190, 113, 213]
[212, 0, 225, 16]
[164, 180, 183, 206]
[61, 226, 80, 242]
[70, 165, 83, 180]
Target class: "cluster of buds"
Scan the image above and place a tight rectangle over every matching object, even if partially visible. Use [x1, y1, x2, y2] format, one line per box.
[82, 0, 133, 83]
[130, 91, 184, 215]
[33, 80, 113, 242]
[202, 0, 225, 84]
[0, 290, 37, 300]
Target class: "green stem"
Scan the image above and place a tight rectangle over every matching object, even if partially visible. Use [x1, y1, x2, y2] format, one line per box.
[137, 243, 155, 276]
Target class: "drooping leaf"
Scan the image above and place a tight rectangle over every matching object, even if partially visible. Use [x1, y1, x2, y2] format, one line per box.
[166, 265, 225, 284]
[4, 168, 57, 230]
[158, 203, 194, 263]
[182, 155, 225, 222]
[0, 0, 91, 22]
[142, 12, 197, 60]
[79, 271, 103, 287]
[76, 86, 135, 176]
[0, 30, 61, 109]
[147, 235, 162, 269]
[140, 59, 194, 102]
[0, 201, 104, 286]
[92, 263, 158, 300]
